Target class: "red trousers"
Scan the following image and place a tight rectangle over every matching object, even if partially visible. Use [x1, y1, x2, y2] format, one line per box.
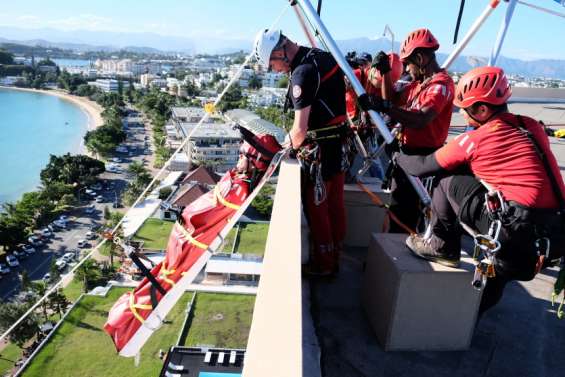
[303, 172, 346, 272]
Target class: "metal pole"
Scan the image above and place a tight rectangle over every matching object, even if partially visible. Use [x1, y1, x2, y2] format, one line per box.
[443, 0, 502, 69]
[294, 0, 393, 144]
[489, 0, 518, 66]
[383, 25, 395, 53]
[293, 5, 318, 48]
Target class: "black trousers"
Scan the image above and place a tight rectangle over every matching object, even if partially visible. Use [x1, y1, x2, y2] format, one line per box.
[431, 174, 536, 315]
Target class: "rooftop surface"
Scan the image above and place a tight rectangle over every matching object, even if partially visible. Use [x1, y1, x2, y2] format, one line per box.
[180, 122, 241, 139]
[307, 135, 565, 377]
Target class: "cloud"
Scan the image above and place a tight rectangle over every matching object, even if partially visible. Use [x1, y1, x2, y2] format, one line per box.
[46, 14, 119, 32]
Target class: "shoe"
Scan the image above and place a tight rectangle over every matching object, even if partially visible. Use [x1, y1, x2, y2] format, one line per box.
[406, 234, 460, 268]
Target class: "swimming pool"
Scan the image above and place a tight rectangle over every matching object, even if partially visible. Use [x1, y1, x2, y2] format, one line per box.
[198, 372, 242, 377]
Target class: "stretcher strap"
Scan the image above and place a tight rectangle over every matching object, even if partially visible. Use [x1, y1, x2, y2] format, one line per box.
[175, 222, 209, 250]
[214, 185, 241, 210]
[356, 180, 416, 235]
[159, 262, 176, 286]
[129, 292, 152, 324]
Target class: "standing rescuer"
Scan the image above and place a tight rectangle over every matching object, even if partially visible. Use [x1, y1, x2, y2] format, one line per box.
[253, 29, 348, 276]
[397, 66, 565, 314]
[369, 28, 455, 233]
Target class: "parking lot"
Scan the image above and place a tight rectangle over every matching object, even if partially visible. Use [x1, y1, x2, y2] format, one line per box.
[0, 110, 153, 301]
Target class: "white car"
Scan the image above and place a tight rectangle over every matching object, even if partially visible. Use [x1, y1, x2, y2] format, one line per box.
[0, 263, 10, 275]
[59, 215, 69, 223]
[40, 228, 52, 238]
[55, 259, 67, 271]
[13, 249, 26, 259]
[85, 231, 96, 240]
[85, 205, 96, 214]
[112, 157, 122, 163]
[62, 252, 75, 263]
[28, 236, 43, 247]
[22, 245, 36, 255]
[53, 220, 67, 229]
[95, 195, 104, 203]
[6, 255, 19, 268]
[77, 239, 88, 248]
[42, 272, 51, 282]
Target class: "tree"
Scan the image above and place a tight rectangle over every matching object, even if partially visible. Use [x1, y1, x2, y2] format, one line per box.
[251, 184, 276, 218]
[48, 290, 70, 319]
[277, 76, 289, 88]
[0, 213, 29, 251]
[74, 259, 100, 293]
[40, 154, 105, 187]
[0, 49, 14, 64]
[30, 281, 50, 322]
[217, 84, 246, 112]
[0, 302, 40, 347]
[49, 259, 61, 283]
[248, 74, 262, 90]
[20, 269, 32, 292]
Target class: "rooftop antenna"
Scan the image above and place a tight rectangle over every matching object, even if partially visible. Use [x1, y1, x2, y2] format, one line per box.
[383, 24, 395, 53]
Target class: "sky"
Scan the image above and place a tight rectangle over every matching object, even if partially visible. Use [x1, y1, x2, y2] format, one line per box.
[0, 0, 564, 60]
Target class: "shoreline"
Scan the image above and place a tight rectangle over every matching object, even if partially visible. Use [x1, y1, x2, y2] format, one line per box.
[0, 86, 104, 132]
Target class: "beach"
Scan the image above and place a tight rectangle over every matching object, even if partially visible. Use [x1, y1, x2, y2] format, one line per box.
[0, 86, 103, 131]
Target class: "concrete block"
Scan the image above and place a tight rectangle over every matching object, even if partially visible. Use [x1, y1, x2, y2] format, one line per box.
[362, 233, 482, 351]
[344, 183, 389, 248]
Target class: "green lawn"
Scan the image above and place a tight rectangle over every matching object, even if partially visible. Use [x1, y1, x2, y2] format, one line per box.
[182, 293, 255, 349]
[21, 287, 192, 377]
[62, 279, 83, 302]
[131, 218, 174, 250]
[224, 223, 269, 256]
[0, 342, 23, 376]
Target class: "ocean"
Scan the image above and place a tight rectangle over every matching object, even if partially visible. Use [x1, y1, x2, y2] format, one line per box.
[0, 88, 89, 204]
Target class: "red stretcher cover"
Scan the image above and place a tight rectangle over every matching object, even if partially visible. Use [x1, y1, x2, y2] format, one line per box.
[103, 170, 249, 352]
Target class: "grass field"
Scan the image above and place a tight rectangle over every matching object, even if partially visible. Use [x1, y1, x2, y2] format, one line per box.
[182, 293, 255, 349]
[0, 342, 23, 376]
[21, 287, 192, 377]
[222, 223, 269, 256]
[131, 218, 175, 251]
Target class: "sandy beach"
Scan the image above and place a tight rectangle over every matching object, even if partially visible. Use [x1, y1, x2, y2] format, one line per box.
[0, 86, 104, 131]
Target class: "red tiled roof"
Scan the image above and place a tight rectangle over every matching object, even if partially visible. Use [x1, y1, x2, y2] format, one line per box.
[181, 166, 219, 186]
[172, 184, 210, 207]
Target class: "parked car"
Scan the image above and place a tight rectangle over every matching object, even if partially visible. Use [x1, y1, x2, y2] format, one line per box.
[47, 224, 57, 233]
[63, 252, 75, 263]
[42, 272, 51, 282]
[13, 249, 26, 259]
[0, 263, 11, 275]
[55, 259, 66, 271]
[85, 205, 96, 214]
[53, 220, 67, 229]
[22, 245, 36, 255]
[77, 239, 88, 248]
[85, 231, 96, 240]
[95, 195, 104, 203]
[40, 228, 52, 238]
[91, 183, 103, 191]
[112, 157, 122, 163]
[6, 255, 19, 268]
[28, 236, 43, 247]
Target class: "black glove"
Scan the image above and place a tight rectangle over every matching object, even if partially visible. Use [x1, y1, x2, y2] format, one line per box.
[357, 94, 392, 113]
[371, 51, 391, 75]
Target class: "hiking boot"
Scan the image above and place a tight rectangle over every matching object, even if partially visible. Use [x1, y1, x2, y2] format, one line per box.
[406, 234, 461, 268]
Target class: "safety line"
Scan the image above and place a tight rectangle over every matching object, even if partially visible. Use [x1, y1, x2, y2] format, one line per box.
[517, 0, 565, 18]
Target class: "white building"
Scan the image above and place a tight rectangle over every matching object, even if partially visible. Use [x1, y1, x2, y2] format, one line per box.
[261, 72, 286, 88]
[91, 79, 130, 93]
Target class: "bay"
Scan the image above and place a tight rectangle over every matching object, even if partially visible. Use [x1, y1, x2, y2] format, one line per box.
[0, 88, 89, 204]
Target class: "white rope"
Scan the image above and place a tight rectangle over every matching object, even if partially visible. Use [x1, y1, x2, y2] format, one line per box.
[517, 0, 565, 18]
[0, 2, 290, 346]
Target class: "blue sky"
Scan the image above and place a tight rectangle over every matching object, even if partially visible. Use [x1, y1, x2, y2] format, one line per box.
[0, 0, 564, 60]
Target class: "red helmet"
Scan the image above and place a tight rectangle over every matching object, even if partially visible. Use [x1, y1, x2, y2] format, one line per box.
[372, 53, 403, 84]
[240, 133, 282, 171]
[454, 66, 512, 108]
[399, 28, 440, 61]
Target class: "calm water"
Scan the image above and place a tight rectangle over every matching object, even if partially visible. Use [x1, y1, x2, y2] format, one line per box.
[0, 88, 89, 204]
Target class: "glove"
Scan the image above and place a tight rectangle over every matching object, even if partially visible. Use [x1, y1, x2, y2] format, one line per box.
[357, 94, 392, 113]
[371, 51, 391, 75]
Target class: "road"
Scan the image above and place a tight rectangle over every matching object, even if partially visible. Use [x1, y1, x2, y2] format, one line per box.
[0, 109, 152, 301]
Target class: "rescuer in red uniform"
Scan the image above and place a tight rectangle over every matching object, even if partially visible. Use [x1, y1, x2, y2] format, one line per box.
[254, 29, 348, 275]
[372, 28, 455, 233]
[397, 66, 565, 314]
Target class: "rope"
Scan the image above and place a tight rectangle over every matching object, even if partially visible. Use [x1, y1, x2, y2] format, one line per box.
[0, 2, 291, 346]
[517, 0, 565, 18]
[356, 180, 416, 235]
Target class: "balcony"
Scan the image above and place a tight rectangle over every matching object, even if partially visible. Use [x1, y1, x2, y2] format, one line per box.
[242, 158, 565, 376]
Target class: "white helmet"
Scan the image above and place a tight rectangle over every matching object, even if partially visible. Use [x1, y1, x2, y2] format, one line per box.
[253, 29, 282, 66]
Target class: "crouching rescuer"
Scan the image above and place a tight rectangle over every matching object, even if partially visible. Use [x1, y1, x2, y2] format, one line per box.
[254, 29, 348, 276]
[397, 66, 565, 314]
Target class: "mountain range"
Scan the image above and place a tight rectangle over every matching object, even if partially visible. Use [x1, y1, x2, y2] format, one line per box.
[0, 26, 563, 79]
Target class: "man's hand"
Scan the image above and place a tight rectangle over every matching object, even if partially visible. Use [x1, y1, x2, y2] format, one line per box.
[357, 94, 391, 113]
[372, 51, 391, 75]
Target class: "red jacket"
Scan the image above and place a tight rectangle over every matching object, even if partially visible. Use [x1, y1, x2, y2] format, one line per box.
[435, 113, 565, 208]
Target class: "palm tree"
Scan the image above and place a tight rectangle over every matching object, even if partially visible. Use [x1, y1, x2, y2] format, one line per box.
[48, 290, 70, 319]
[74, 259, 100, 293]
[31, 281, 50, 321]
